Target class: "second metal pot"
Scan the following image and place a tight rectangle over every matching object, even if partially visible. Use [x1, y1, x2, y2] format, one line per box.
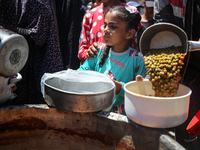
[43, 77, 115, 112]
[139, 23, 200, 55]
[0, 28, 29, 77]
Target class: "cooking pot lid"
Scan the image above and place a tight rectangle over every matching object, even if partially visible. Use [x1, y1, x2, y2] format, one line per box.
[186, 110, 200, 137]
[0, 31, 29, 77]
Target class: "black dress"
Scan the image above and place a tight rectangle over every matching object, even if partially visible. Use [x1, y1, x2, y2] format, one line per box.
[0, 0, 64, 104]
[54, 0, 85, 70]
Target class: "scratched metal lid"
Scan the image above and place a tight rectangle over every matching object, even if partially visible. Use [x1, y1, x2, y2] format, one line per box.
[0, 28, 29, 77]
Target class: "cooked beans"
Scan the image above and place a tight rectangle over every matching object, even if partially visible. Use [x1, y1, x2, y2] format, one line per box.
[143, 46, 185, 97]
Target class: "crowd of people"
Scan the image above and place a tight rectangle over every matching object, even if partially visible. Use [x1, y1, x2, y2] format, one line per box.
[0, 0, 199, 149]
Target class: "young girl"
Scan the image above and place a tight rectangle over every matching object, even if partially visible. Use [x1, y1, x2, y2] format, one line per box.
[78, 0, 141, 64]
[78, 6, 146, 115]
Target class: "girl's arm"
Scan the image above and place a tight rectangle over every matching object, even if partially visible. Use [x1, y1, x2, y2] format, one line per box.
[78, 48, 99, 71]
[78, 58, 96, 71]
[112, 80, 122, 94]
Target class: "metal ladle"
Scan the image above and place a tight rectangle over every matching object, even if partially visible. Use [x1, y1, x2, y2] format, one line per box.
[139, 23, 200, 56]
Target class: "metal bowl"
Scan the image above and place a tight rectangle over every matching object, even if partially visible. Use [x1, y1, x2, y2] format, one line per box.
[43, 77, 115, 112]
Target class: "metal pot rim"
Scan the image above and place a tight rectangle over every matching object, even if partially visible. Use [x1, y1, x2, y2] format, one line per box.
[43, 77, 115, 95]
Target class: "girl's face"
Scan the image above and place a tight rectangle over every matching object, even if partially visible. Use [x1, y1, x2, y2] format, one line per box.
[103, 11, 135, 52]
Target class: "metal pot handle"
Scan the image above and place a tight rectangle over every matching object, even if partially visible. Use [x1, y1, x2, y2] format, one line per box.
[188, 41, 200, 52]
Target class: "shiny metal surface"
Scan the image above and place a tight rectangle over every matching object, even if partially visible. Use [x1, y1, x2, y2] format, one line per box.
[43, 77, 115, 112]
[0, 28, 29, 77]
[139, 23, 200, 55]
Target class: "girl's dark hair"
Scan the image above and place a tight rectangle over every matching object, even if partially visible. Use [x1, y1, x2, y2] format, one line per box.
[109, 6, 141, 31]
[99, 45, 111, 67]
[99, 6, 141, 67]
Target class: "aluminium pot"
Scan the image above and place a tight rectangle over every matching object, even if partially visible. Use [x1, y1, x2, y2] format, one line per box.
[0, 105, 186, 150]
[43, 77, 115, 112]
[0, 28, 29, 77]
[139, 23, 200, 55]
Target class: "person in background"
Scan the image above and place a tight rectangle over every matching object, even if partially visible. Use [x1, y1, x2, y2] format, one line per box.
[152, 0, 200, 149]
[78, 0, 140, 64]
[78, 6, 146, 115]
[85, 0, 103, 13]
[0, 73, 21, 105]
[154, 0, 185, 28]
[127, 1, 144, 13]
[81, 0, 91, 6]
[140, 0, 155, 29]
[0, 0, 64, 104]
[53, 0, 85, 70]
[127, 0, 155, 48]
[177, 1, 200, 149]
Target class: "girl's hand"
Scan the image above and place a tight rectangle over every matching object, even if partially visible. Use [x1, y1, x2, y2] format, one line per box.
[112, 79, 122, 94]
[136, 75, 149, 81]
[86, 42, 99, 59]
[136, 75, 144, 81]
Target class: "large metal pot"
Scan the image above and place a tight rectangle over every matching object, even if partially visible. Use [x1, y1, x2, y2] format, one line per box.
[0, 28, 29, 77]
[43, 77, 115, 112]
[0, 105, 186, 150]
[139, 23, 200, 55]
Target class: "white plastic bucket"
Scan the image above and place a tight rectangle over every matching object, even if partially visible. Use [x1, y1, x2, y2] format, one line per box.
[124, 81, 192, 128]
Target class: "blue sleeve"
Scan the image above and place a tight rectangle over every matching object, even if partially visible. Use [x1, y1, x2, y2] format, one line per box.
[78, 57, 97, 71]
[78, 48, 103, 71]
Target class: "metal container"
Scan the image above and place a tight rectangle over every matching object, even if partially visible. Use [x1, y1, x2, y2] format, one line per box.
[124, 80, 192, 128]
[0, 105, 186, 150]
[43, 77, 115, 112]
[0, 28, 29, 77]
[139, 23, 200, 55]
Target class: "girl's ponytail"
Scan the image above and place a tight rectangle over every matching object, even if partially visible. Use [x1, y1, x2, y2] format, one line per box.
[99, 45, 111, 67]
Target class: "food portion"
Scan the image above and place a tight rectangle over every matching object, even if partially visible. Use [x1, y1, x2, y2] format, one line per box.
[143, 46, 185, 97]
